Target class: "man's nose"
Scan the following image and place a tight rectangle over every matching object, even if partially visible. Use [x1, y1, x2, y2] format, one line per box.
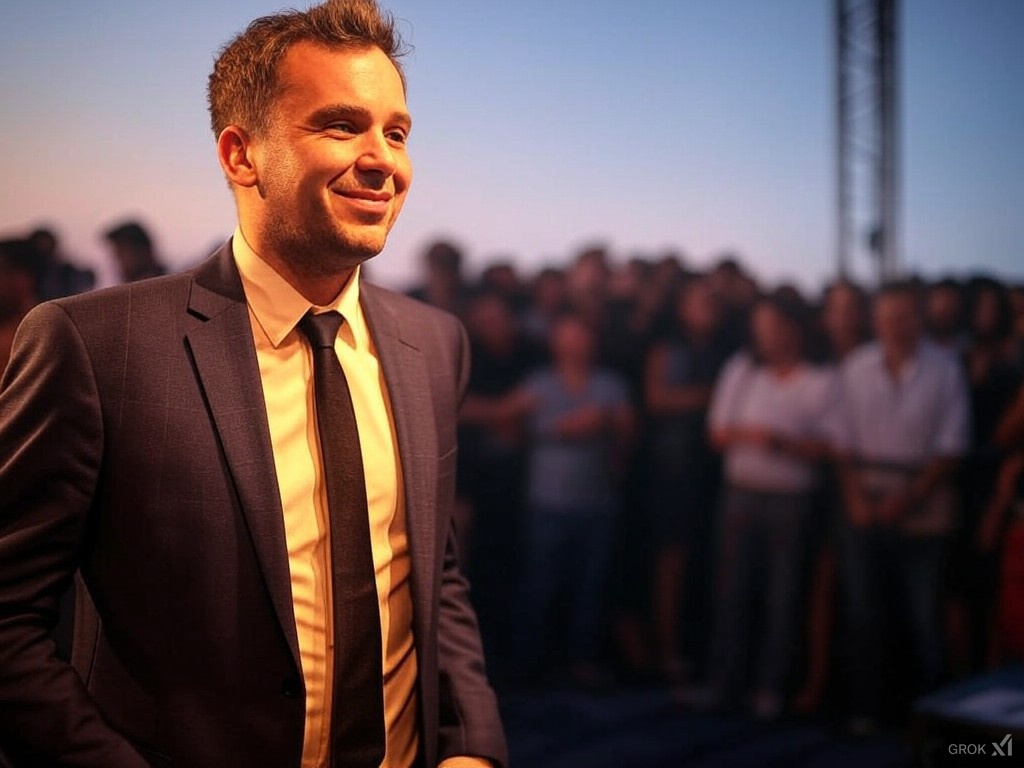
[355, 131, 397, 177]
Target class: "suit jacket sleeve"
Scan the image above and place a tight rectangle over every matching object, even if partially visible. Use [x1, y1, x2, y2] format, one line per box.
[434, 319, 509, 768]
[0, 303, 148, 767]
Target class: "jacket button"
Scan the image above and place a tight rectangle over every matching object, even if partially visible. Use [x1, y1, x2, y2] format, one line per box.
[282, 678, 302, 699]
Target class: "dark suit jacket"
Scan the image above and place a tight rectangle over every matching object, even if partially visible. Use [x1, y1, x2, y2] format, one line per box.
[0, 243, 507, 768]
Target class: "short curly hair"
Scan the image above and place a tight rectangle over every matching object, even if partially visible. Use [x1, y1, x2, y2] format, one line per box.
[207, 0, 407, 139]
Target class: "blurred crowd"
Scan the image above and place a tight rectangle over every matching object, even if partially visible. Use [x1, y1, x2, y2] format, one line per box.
[3, 225, 1024, 733]
[404, 238, 1024, 735]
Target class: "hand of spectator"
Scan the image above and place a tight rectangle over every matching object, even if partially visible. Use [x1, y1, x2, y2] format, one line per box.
[733, 426, 774, 449]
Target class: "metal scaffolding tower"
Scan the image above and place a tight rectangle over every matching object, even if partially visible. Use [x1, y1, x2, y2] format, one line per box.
[835, 0, 900, 283]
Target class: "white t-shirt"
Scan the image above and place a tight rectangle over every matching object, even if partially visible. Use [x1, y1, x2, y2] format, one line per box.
[708, 352, 838, 493]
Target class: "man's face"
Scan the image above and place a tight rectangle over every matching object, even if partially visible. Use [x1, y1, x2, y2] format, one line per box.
[251, 42, 412, 274]
[551, 319, 594, 367]
[925, 286, 962, 339]
[874, 292, 920, 353]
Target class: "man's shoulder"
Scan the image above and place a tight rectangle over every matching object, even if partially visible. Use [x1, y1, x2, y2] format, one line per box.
[17, 273, 192, 343]
[52, 272, 193, 319]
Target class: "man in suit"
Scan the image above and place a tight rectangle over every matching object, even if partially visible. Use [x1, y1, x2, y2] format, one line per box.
[0, 1, 507, 766]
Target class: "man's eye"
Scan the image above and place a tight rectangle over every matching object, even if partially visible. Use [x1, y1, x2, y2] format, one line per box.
[387, 130, 408, 145]
[327, 122, 356, 134]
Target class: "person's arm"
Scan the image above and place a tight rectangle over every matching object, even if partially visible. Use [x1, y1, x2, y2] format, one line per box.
[768, 370, 843, 462]
[996, 384, 1024, 450]
[878, 359, 969, 525]
[0, 303, 149, 767]
[875, 456, 959, 525]
[645, 344, 712, 416]
[707, 353, 759, 451]
[838, 459, 875, 528]
[765, 432, 832, 462]
[433, 321, 508, 768]
[976, 452, 1024, 553]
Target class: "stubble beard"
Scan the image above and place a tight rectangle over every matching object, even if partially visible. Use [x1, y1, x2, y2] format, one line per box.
[261, 195, 384, 283]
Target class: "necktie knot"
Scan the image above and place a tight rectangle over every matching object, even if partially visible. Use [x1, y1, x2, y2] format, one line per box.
[298, 310, 344, 350]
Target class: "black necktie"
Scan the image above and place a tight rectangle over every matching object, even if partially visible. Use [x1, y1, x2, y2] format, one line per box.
[297, 310, 385, 768]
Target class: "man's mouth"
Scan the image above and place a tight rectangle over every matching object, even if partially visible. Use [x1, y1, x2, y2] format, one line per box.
[336, 189, 392, 202]
[333, 188, 393, 217]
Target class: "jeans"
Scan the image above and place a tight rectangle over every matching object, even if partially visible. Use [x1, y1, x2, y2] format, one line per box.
[515, 504, 614, 674]
[708, 485, 808, 701]
[839, 525, 947, 717]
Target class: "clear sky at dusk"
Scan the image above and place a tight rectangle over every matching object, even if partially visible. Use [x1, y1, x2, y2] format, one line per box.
[1, 0, 1021, 291]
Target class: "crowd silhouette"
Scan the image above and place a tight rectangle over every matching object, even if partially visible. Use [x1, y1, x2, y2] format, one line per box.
[3, 223, 1024, 737]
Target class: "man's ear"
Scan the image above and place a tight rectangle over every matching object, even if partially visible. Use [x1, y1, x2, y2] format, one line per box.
[217, 125, 259, 188]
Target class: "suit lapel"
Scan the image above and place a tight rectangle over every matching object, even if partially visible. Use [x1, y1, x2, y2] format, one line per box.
[360, 285, 439, 646]
[184, 242, 301, 668]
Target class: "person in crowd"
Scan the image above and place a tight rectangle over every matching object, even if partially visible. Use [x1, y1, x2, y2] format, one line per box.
[644, 276, 728, 684]
[477, 261, 526, 314]
[819, 279, 871, 361]
[924, 277, 967, 355]
[794, 279, 871, 713]
[702, 291, 836, 720]
[830, 281, 969, 733]
[407, 238, 471, 315]
[565, 245, 611, 328]
[947, 277, 1022, 675]
[456, 291, 545, 678]
[521, 266, 568, 343]
[27, 227, 95, 300]
[997, 384, 1024, 451]
[511, 313, 634, 687]
[0, 239, 41, 374]
[974, 449, 1024, 664]
[102, 220, 167, 283]
[599, 260, 669, 681]
[1010, 285, 1024, 366]
[0, 1, 506, 765]
[708, 256, 759, 355]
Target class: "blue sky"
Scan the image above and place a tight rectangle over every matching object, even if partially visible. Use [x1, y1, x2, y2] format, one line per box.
[0, 0, 1020, 291]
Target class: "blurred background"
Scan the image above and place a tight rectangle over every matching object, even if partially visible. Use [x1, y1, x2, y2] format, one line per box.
[2, 1, 1024, 766]
[0, 0, 1021, 289]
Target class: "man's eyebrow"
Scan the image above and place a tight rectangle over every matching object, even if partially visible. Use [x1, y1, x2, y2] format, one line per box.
[307, 103, 412, 128]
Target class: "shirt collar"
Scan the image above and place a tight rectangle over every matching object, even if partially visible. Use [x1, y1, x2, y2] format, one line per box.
[869, 339, 922, 385]
[231, 227, 363, 350]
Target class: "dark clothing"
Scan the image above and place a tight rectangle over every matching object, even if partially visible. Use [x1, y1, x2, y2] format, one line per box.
[457, 336, 543, 680]
[840, 526, 948, 717]
[0, 244, 507, 768]
[708, 486, 809, 700]
[647, 338, 727, 545]
[516, 504, 615, 671]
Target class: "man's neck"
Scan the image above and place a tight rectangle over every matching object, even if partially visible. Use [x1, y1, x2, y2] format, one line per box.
[237, 226, 356, 306]
[883, 342, 917, 378]
[273, 259, 355, 307]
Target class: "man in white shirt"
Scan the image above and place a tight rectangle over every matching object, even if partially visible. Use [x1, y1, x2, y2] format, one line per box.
[828, 281, 969, 728]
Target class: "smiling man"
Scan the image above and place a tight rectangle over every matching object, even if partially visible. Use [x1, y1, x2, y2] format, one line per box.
[0, 2, 506, 767]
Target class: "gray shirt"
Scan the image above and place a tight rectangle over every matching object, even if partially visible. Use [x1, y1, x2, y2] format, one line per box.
[523, 368, 629, 510]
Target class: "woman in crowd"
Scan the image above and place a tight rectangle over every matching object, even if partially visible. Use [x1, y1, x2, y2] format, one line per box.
[948, 277, 1022, 674]
[794, 280, 870, 712]
[644, 276, 729, 683]
[702, 291, 836, 719]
